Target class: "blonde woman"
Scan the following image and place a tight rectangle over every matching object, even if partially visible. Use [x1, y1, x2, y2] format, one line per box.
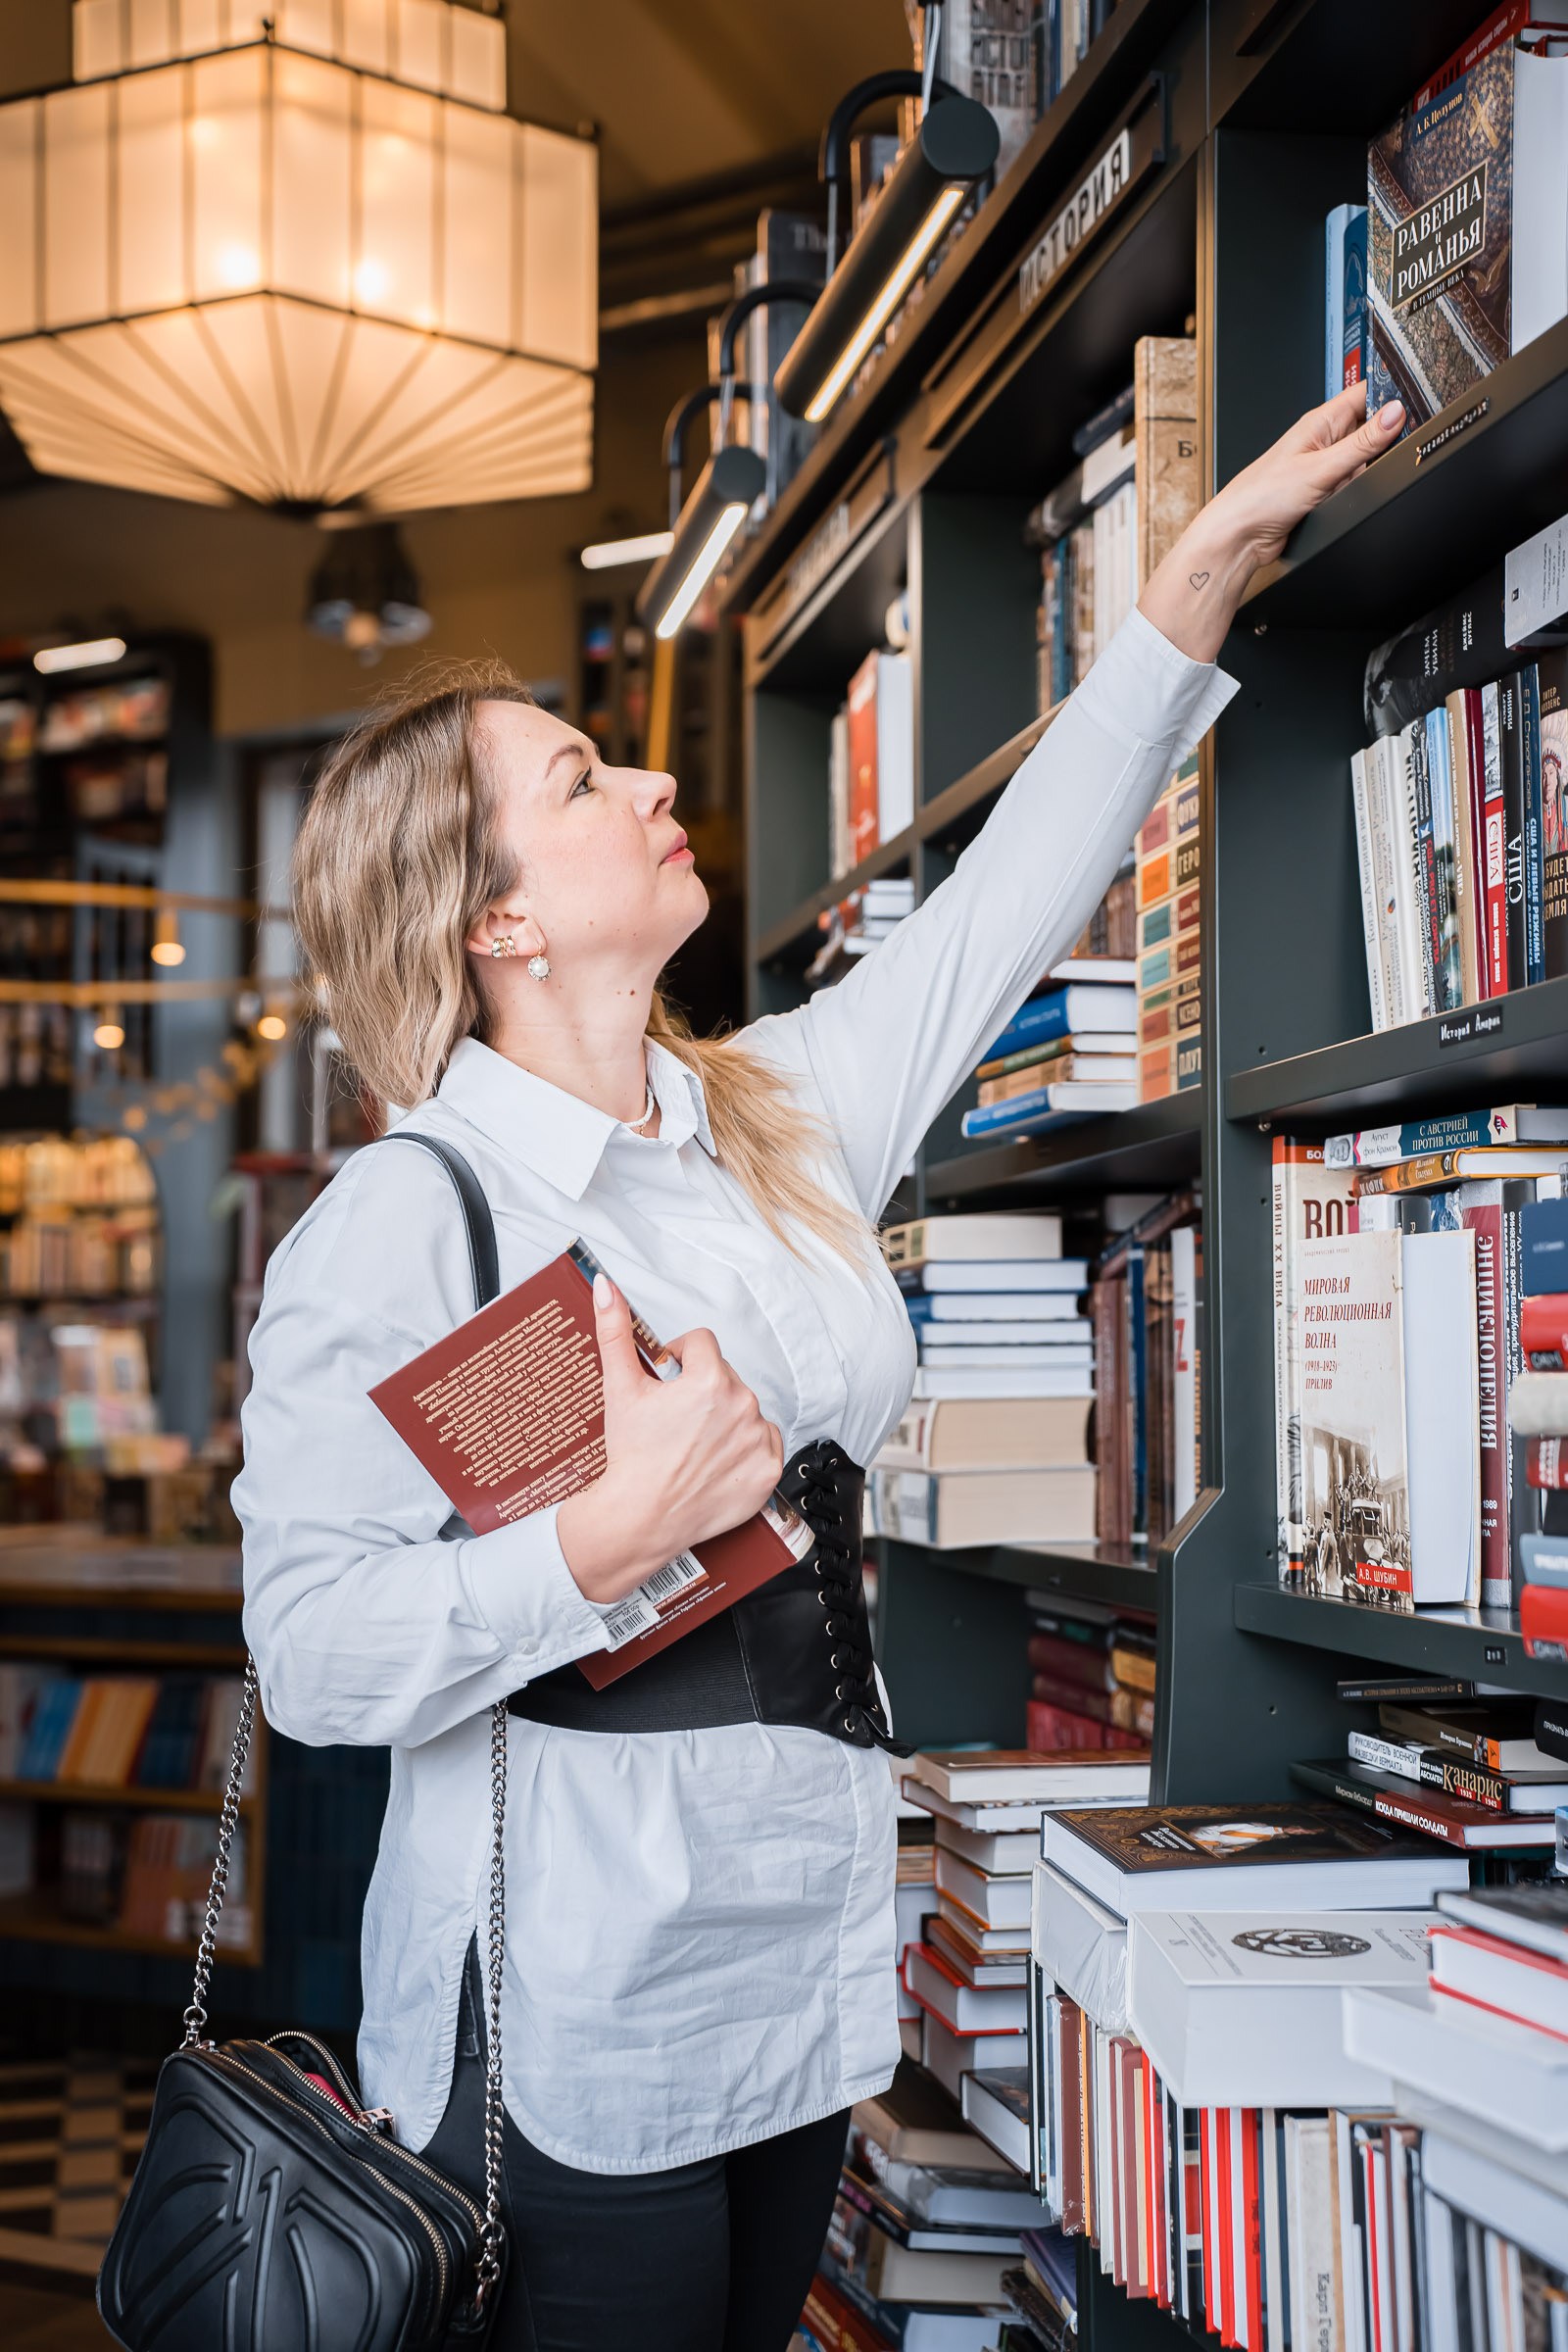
[235, 385, 1400, 2352]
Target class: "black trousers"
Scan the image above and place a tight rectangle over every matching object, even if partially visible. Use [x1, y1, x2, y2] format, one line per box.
[420, 1945, 849, 2352]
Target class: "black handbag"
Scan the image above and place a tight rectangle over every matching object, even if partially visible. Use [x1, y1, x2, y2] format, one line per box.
[99, 1132, 512, 2352]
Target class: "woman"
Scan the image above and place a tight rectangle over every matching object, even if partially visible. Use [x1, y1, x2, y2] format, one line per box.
[235, 384, 1402, 2351]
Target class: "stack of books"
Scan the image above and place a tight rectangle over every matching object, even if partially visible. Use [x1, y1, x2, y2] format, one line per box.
[1087, 1192, 1200, 1551]
[880, 1215, 1094, 1417]
[1027, 1799, 1485, 2329]
[830, 647, 914, 880]
[1030, 339, 1200, 717]
[1134, 758, 1200, 1102]
[1290, 1675, 1568, 1854]
[902, 1751, 1151, 2111]
[2, 1665, 250, 1793]
[1323, 199, 1367, 398]
[808, 878, 916, 988]
[1024, 1601, 1154, 1754]
[1272, 1117, 1568, 1609]
[806, 2058, 1068, 2352]
[959, 975, 1138, 1146]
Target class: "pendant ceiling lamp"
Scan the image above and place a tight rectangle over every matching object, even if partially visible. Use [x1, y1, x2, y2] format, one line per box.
[0, 0, 598, 515]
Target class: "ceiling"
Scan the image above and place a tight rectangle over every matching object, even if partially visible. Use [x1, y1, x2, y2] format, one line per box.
[0, 0, 912, 728]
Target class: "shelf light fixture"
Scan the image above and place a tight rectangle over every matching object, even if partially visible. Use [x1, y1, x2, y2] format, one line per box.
[773, 66, 998, 425]
[92, 1009, 125, 1051]
[35, 637, 126, 673]
[150, 910, 185, 968]
[580, 530, 675, 572]
[637, 281, 819, 641]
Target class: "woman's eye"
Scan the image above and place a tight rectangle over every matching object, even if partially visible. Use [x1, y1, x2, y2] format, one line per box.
[570, 770, 594, 798]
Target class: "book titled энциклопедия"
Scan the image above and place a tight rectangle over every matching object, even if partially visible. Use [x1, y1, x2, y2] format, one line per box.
[369, 1240, 812, 1689]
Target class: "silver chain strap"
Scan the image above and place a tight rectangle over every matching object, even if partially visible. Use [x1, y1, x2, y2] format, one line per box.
[181, 1658, 258, 2047]
[180, 1661, 510, 2309]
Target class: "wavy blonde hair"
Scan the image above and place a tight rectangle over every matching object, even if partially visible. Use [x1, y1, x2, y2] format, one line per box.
[293, 659, 869, 1265]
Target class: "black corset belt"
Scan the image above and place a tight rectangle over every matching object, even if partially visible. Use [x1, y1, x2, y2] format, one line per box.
[509, 1439, 908, 1754]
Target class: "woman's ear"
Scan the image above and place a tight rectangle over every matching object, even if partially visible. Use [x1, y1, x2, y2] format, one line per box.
[467, 907, 548, 964]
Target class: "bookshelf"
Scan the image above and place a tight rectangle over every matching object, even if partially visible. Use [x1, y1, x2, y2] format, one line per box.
[729, 9, 1568, 2333]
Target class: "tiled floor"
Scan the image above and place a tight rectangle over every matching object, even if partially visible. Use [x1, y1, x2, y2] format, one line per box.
[0, 2057, 153, 2285]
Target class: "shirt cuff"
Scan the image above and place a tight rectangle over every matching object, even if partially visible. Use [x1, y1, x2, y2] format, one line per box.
[461, 1503, 613, 1680]
[1076, 604, 1239, 757]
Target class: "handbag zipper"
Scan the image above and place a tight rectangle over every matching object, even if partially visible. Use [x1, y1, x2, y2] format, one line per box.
[262, 2038, 487, 2237]
[204, 2047, 454, 2316]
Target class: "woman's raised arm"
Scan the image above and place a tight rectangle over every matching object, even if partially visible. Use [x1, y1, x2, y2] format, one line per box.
[761, 384, 1403, 1221]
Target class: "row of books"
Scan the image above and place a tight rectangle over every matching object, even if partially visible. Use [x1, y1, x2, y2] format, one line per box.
[1505, 1308, 1568, 1654]
[829, 648, 914, 881]
[0, 1210, 160, 1298]
[48, 1806, 251, 1948]
[1089, 1191, 1200, 1552]
[1029, 338, 1200, 717]
[0, 1134, 158, 1214]
[0, 1002, 75, 1090]
[1134, 758, 1200, 1103]
[0, 1665, 251, 1794]
[1272, 1119, 1568, 1611]
[959, 973, 1137, 1144]
[809, 879, 917, 989]
[1349, 651, 1568, 1032]
[1024, 1599, 1154, 1757]
[1362, 6, 1568, 436]
[1292, 1681, 1568, 1853]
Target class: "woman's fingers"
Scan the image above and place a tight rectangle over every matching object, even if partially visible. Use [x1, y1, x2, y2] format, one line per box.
[1305, 398, 1404, 494]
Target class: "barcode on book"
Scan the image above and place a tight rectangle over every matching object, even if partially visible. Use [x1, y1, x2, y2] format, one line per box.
[601, 1551, 708, 1648]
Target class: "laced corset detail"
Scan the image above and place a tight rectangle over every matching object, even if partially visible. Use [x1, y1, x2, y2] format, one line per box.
[791, 1439, 907, 1756]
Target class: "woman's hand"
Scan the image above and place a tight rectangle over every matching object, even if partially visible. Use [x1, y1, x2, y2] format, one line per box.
[1139, 382, 1406, 664]
[558, 1273, 785, 1606]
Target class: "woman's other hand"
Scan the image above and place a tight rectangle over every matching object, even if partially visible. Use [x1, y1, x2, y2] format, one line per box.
[558, 1273, 785, 1606]
[1139, 382, 1405, 664]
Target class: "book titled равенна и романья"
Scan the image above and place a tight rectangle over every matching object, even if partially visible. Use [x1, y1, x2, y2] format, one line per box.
[369, 1240, 812, 1688]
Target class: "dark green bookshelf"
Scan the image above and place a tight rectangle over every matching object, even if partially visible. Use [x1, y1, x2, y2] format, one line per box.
[727, 3, 1560, 2339]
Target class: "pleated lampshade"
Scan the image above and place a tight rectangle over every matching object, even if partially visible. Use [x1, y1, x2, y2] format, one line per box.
[0, 0, 598, 514]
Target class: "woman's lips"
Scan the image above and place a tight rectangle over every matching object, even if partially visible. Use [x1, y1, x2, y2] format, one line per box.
[661, 834, 694, 864]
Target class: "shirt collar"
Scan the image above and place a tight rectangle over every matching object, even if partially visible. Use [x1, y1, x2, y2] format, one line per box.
[435, 1036, 715, 1200]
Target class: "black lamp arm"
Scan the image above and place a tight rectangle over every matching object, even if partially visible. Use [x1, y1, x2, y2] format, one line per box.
[660, 385, 724, 527]
[714, 279, 825, 387]
[818, 69, 961, 270]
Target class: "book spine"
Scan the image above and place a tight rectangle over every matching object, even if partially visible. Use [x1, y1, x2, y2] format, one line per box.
[1527, 1436, 1568, 1488]
[1500, 673, 1531, 995]
[1465, 1200, 1511, 1610]
[1461, 689, 1490, 1000]
[1363, 737, 1404, 1028]
[1540, 651, 1568, 979]
[1407, 721, 1440, 1018]
[1350, 751, 1389, 1033]
[1272, 1142, 1297, 1586]
[1343, 208, 1367, 387]
[1479, 683, 1509, 995]
[1523, 664, 1546, 986]
[1328, 1111, 1514, 1165]
[1425, 709, 1463, 1011]
[1422, 1750, 1511, 1811]
[1325, 208, 1347, 403]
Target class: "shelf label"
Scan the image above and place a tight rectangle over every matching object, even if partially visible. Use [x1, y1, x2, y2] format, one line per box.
[1505, 510, 1568, 649]
[1436, 1005, 1503, 1049]
[1018, 130, 1134, 318]
[1412, 396, 1488, 465]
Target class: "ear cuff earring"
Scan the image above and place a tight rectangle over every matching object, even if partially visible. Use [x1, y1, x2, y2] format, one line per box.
[490, 935, 515, 958]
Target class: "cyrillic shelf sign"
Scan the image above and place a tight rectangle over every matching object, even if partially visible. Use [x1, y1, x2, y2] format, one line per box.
[750, 439, 896, 658]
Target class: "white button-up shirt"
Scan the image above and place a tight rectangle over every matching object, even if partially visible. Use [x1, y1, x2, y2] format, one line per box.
[234, 610, 1236, 2172]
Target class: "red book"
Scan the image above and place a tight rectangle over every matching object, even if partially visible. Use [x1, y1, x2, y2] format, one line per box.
[1026, 1630, 1116, 1691]
[801, 2274, 892, 2352]
[1463, 689, 1492, 1002]
[1522, 1582, 1568, 1657]
[1241, 2113, 1263, 2352]
[1522, 1293, 1568, 1367]
[1458, 1191, 1510, 1608]
[845, 650, 880, 868]
[1216, 2107, 1235, 2347]
[1528, 1436, 1568, 1489]
[369, 1240, 812, 1689]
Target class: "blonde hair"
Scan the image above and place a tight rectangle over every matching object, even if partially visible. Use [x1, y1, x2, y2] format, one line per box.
[293, 659, 869, 1265]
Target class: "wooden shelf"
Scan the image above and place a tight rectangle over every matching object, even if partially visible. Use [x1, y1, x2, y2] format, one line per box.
[926, 1095, 1202, 1204]
[1226, 978, 1568, 1130]
[1234, 1583, 1568, 1700]
[0, 1891, 258, 1964]
[0, 1780, 253, 1813]
[1242, 318, 1568, 633]
[0, 1634, 246, 1668]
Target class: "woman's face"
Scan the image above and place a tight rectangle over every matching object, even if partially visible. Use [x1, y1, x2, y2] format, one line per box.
[470, 698, 706, 985]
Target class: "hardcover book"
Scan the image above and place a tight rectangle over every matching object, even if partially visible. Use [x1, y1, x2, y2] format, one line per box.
[1042, 1801, 1468, 1916]
[369, 1241, 811, 1689]
[1366, 45, 1514, 429]
[1538, 647, 1568, 975]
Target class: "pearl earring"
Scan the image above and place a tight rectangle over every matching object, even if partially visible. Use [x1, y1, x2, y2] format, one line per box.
[527, 954, 551, 982]
[490, 935, 515, 959]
